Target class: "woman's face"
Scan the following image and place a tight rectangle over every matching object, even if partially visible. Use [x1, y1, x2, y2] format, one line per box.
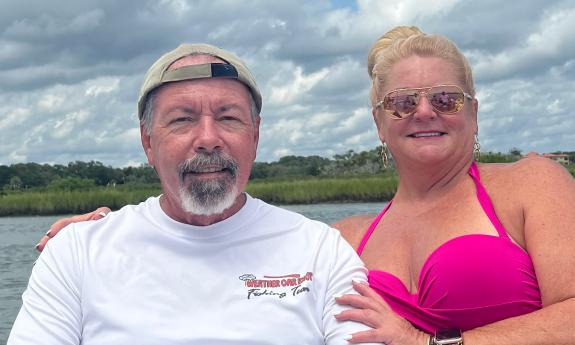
[373, 55, 478, 169]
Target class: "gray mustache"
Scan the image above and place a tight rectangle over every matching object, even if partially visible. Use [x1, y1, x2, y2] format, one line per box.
[178, 152, 238, 180]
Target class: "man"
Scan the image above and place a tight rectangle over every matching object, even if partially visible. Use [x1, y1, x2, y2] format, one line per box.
[8, 44, 374, 344]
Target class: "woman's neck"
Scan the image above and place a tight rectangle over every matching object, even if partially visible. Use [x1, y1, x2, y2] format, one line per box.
[393, 158, 474, 203]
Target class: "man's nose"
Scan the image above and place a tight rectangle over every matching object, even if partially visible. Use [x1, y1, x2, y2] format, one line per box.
[194, 117, 224, 152]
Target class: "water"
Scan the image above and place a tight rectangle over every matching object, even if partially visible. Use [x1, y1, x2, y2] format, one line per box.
[0, 214, 64, 343]
[0, 202, 386, 342]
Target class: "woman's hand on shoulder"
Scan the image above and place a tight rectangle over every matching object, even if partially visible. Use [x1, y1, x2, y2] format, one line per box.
[35, 207, 111, 252]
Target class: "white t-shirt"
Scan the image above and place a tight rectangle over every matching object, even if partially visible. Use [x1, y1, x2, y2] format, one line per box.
[9, 195, 375, 345]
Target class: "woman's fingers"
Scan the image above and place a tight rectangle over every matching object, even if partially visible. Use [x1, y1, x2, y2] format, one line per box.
[90, 207, 111, 220]
[344, 329, 384, 344]
[335, 308, 381, 329]
[351, 279, 383, 299]
[336, 280, 429, 345]
[35, 207, 111, 252]
[336, 280, 390, 312]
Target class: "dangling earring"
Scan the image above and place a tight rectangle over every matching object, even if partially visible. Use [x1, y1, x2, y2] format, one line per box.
[474, 134, 481, 161]
[381, 143, 390, 169]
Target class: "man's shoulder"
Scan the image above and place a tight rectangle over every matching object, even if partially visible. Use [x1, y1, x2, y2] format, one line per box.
[57, 196, 158, 243]
[255, 199, 333, 231]
[250, 199, 346, 250]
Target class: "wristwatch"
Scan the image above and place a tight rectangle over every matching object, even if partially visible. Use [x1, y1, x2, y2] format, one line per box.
[429, 328, 463, 345]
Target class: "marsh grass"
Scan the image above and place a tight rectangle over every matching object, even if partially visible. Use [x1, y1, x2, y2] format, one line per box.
[0, 185, 160, 216]
[0, 176, 397, 216]
[246, 175, 397, 204]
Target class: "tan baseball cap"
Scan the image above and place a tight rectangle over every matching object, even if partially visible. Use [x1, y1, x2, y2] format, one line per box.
[137, 43, 262, 119]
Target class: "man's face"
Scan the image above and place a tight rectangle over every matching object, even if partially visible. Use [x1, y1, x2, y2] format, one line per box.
[141, 55, 260, 225]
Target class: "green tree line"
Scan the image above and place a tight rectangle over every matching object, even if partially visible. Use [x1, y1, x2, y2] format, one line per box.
[1, 147, 574, 193]
[0, 161, 159, 192]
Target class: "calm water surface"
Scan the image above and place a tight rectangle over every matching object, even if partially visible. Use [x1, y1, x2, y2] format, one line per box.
[0, 202, 386, 342]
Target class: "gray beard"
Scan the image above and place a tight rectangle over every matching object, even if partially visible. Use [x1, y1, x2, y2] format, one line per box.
[179, 179, 239, 216]
[177, 153, 239, 216]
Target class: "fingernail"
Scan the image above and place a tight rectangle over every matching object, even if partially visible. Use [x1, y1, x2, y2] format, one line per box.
[334, 293, 343, 299]
[35, 243, 41, 251]
[352, 278, 363, 284]
[45, 230, 52, 237]
[344, 334, 352, 341]
[98, 211, 107, 218]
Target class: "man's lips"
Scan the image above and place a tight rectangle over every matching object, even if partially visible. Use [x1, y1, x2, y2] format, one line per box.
[407, 131, 446, 138]
[187, 166, 228, 174]
[178, 153, 239, 182]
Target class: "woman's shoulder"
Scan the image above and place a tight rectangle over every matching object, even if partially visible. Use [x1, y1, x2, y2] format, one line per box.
[478, 156, 575, 213]
[479, 155, 572, 186]
[332, 214, 375, 250]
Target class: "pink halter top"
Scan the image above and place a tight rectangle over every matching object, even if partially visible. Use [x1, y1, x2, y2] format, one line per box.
[357, 162, 542, 333]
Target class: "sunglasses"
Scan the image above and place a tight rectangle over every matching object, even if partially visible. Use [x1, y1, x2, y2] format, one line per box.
[376, 84, 473, 119]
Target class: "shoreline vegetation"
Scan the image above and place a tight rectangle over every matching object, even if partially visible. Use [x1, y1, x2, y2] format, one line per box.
[1, 147, 573, 216]
[0, 176, 399, 217]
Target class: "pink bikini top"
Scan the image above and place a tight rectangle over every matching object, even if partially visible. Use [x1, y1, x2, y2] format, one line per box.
[357, 162, 542, 333]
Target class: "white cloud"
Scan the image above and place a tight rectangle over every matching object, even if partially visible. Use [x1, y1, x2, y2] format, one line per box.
[5, 9, 104, 37]
[306, 112, 338, 128]
[474, 7, 575, 80]
[159, 0, 191, 15]
[9, 150, 27, 162]
[51, 110, 90, 139]
[0, 107, 31, 130]
[357, 0, 461, 23]
[85, 77, 120, 97]
[38, 94, 65, 111]
[269, 65, 330, 105]
[0, 0, 574, 166]
[545, 99, 563, 114]
[273, 147, 293, 159]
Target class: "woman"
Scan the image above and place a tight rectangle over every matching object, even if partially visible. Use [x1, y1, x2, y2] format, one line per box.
[36, 26, 575, 345]
[333, 26, 575, 344]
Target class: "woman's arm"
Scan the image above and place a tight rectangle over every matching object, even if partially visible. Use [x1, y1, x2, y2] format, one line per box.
[463, 157, 575, 344]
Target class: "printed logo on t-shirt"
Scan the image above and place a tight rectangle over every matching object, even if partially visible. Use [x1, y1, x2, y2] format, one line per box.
[238, 272, 313, 300]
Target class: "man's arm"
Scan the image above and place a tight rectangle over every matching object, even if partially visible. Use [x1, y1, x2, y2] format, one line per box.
[322, 228, 379, 345]
[8, 226, 82, 345]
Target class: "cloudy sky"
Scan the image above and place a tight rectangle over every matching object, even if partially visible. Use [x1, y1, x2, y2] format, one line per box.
[1, 0, 574, 167]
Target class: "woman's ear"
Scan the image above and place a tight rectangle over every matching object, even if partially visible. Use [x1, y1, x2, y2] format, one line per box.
[471, 98, 479, 134]
[372, 108, 386, 144]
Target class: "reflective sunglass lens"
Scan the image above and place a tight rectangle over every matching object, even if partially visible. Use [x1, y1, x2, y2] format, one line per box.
[429, 87, 465, 113]
[382, 85, 468, 119]
[384, 92, 419, 118]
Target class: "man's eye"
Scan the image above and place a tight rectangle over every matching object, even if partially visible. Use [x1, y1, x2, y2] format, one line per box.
[172, 117, 191, 123]
[221, 116, 240, 122]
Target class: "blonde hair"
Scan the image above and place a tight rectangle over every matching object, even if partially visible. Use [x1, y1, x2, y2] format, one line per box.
[368, 26, 475, 107]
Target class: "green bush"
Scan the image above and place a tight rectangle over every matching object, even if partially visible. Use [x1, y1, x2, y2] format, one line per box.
[47, 177, 97, 191]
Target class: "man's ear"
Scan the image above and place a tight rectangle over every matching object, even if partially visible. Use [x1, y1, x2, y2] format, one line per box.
[140, 123, 155, 166]
[252, 115, 261, 161]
